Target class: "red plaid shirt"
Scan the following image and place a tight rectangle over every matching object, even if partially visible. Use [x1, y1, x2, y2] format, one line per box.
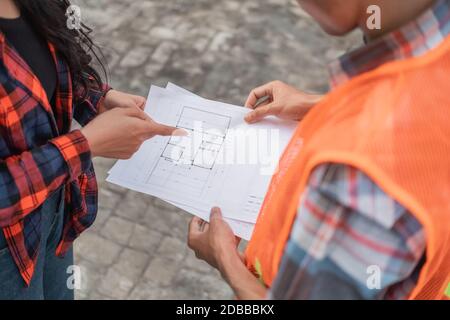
[0, 32, 104, 285]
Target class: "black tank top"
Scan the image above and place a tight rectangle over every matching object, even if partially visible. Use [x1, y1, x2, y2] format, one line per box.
[0, 15, 57, 110]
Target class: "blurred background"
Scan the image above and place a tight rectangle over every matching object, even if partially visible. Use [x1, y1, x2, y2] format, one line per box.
[73, 0, 361, 300]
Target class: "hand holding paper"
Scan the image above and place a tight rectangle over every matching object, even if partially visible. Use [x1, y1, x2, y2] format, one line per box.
[107, 83, 297, 240]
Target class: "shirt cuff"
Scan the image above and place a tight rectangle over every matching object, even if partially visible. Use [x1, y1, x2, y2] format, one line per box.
[93, 84, 113, 114]
[49, 130, 93, 180]
[73, 84, 112, 126]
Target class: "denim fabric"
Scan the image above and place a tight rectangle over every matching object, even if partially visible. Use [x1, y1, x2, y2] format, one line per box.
[0, 188, 74, 300]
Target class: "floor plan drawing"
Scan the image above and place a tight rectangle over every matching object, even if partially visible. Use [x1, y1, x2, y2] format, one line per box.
[146, 106, 231, 197]
[107, 84, 298, 238]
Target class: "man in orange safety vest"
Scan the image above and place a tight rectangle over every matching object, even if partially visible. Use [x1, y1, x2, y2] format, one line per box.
[187, 0, 450, 300]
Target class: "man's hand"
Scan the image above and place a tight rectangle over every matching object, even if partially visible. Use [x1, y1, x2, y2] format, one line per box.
[99, 89, 146, 114]
[244, 81, 323, 123]
[188, 208, 242, 271]
[188, 208, 268, 300]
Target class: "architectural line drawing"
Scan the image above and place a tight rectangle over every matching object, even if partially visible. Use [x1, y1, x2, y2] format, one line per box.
[145, 106, 231, 196]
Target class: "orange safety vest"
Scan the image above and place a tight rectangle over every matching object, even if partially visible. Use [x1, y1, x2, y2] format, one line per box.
[245, 36, 450, 300]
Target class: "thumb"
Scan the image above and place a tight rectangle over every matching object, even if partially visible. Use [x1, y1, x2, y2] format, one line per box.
[210, 207, 223, 222]
[132, 96, 147, 110]
[244, 103, 279, 124]
[125, 107, 151, 121]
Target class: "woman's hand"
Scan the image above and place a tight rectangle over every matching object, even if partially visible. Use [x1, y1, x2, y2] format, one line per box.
[188, 207, 242, 271]
[244, 81, 323, 123]
[81, 107, 183, 159]
[99, 89, 146, 114]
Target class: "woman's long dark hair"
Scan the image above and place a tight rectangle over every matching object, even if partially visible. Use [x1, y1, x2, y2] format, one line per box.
[15, 0, 107, 101]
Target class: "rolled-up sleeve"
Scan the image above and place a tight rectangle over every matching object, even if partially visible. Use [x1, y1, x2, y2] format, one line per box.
[73, 82, 111, 126]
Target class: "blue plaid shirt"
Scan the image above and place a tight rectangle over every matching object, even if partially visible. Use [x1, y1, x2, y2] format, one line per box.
[0, 32, 104, 285]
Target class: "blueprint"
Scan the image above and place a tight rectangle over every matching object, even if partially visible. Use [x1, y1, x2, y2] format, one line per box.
[107, 84, 297, 240]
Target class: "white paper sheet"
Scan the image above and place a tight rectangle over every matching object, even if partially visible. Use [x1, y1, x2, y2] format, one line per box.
[163, 84, 256, 240]
[107, 84, 297, 240]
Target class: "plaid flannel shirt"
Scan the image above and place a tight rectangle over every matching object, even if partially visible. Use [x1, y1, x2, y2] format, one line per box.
[270, 0, 450, 300]
[0, 32, 104, 285]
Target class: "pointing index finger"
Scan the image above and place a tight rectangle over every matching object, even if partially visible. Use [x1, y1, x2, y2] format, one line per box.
[151, 122, 179, 136]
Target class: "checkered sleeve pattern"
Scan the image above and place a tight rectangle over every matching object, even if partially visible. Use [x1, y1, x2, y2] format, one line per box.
[73, 82, 111, 126]
[1, 33, 99, 285]
[268, 0, 450, 300]
[269, 164, 426, 300]
[0, 129, 91, 229]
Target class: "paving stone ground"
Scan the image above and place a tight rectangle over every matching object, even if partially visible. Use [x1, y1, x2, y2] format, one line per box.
[73, 0, 361, 300]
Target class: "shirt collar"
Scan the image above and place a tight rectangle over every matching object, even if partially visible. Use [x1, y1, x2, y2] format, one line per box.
[328, 0, 450, 87]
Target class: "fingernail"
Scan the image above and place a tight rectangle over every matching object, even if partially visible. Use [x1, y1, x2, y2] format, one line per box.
[211, 207, 221, 217]
[172, 129, 189, 136]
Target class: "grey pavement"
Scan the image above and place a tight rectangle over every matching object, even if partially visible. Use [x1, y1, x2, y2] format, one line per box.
[73, 0, 361, 300]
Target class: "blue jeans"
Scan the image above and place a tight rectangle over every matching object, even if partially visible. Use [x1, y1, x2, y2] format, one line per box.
[0, 188, 74, 300]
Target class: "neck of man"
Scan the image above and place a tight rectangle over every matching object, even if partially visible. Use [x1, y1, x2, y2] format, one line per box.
[0, 0, 20, 19]
[361, 0, 436, 41]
